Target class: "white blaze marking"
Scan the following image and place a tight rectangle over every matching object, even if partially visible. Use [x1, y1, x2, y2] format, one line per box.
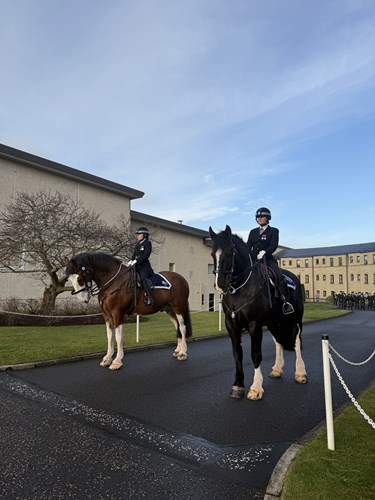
[214, 249, 223, 292]
[68, 274, 90, 302]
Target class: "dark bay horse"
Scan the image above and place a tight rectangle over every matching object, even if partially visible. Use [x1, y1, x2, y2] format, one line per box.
[65, 252, 192, 370]
[209, 225, 307, 400]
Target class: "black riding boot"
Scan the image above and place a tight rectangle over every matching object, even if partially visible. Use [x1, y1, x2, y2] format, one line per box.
[142, 279, 154, 306]
[279, 281, 294, 315]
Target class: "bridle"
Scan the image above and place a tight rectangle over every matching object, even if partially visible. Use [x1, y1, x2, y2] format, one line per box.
[71, 262, 125, 297]
[213, 239, 260, 295]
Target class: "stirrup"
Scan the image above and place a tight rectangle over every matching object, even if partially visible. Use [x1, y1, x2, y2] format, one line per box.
[282, 301, 294, 315]
[144, 295, 154, 306]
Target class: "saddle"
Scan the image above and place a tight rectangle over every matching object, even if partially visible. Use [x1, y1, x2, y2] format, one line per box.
[135, 272, 172, 290]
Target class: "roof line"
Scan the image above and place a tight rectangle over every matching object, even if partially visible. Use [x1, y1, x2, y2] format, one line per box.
[131, 210, 209, 239]
[0, 143, 144, 200]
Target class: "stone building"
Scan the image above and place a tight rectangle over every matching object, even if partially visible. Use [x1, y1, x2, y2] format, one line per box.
[2, 143, 374, 308]
[0, 144, 217, 310]
[278, 243, 375, 301]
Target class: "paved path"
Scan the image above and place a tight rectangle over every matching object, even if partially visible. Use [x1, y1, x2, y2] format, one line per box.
[0, 310, 374, 499]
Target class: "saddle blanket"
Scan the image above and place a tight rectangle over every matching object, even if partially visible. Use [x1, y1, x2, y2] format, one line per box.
[269, 274, 296, 291]
[283, 274, 296, 290]
[149, 273, 172, 289]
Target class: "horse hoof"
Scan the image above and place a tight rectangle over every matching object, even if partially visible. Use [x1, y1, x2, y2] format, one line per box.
[100, 359, 112, 367]
[109, 361, 122, 370]
[269, 369, 283, 378]
[177, 353, 188, 361]
[247, 388, 264, 400]
[172, 351, 179, 358]
[230, 386, 245, 399]
[295, 374, 308, 384]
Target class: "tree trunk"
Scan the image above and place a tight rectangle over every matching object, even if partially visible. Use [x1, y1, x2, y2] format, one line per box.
[40, 285, 58, 315]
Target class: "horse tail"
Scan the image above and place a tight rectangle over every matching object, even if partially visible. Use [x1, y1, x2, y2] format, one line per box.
[184, 303, 192, 338]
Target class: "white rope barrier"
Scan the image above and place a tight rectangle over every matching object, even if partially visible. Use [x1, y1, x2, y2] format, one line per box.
[0, 308, 102, 318]
[321, 334, 375, 451]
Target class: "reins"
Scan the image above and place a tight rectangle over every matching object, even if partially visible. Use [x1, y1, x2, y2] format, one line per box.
[217, 238, 269, 318]
[71, 261, 127, 298]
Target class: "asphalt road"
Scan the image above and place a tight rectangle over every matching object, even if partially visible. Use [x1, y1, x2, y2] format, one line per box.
[0, 310, 374, 499]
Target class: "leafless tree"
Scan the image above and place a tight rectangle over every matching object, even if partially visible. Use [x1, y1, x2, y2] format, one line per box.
[0, 190, 135, 313]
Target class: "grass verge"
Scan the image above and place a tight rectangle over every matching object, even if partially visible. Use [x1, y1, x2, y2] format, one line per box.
[0, 303, 349, 366]
[282, 383, 375, 500]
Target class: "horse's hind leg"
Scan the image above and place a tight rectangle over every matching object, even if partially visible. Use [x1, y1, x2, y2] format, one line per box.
[167, 311, 188, 361]
[294, 324, 307, 383]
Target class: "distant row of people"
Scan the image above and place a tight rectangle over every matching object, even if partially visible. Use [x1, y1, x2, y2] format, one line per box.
[333, 292, 375, 310]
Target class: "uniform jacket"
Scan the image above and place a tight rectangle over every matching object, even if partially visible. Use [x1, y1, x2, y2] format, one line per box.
[246, 225, 279, 263]
[131, 239, 154, 278]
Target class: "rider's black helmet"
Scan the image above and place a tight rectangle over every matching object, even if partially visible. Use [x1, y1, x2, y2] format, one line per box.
[135, 226, 150, 236]
[255, 207, 271, 220]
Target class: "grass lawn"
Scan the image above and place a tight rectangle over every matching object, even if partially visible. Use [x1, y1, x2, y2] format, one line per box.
[282, 382, 375, 500]
[0, 303, 349, 366]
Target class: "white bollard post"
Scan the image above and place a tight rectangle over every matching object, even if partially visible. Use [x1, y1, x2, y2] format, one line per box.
[218, 298, 222, 332]
[321, 335, 335, 450]
[136, 315, 140, 343]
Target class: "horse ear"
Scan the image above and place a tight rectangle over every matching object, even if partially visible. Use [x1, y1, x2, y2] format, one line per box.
[224, 225, 232, 237]
[208, 226, 216, 239]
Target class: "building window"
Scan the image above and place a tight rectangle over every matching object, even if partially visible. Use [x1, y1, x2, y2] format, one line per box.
[201, 294, 205, 305]
[296, 260, 300, 268]
[322, 258, 326, 264]
[316, 275, 319, 281]
[305, 290, 310, 299]
[208, 263, 214, 275]
[282, 260, 286, 266]
[364, 255, 368, 265]
[357, 274, 361, 281]
[357, 256, 360, 263]
[316, 258, 319, 265]
[364, 274, 368, 284]
[350, 274, 354, 281]
[350, 256, 353, 264]
[169, 263, 175, 272]
[330, 257, 334, 266]
[323, 275, 326, 281]
[289, 260, 292, 266]
[305, 275, 309, 284]
[373, 254, 375, 264]
[338, 257, 343, 266]
[339, 274, 343, 284]
[373, 273, 375, 285]
[305, 259, 309, 267]
[323, 291, 327, 297]
[330, 275, 334, 284]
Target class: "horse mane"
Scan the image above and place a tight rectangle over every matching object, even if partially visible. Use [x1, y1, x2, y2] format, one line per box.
[73, 252, 122, 267]
[232, 233, 246, 246]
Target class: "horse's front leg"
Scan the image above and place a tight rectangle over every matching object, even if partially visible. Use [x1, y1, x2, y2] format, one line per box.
[100, 322, 115, 367]
[294, 325, 307, 383]
[109, 324, 124, 370]
[247, 323, 264, 400]
[269, 336, 285, 378]
[227, 321, 245, 399]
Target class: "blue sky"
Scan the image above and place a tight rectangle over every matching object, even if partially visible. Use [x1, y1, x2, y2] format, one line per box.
[1, 0, 374, 249]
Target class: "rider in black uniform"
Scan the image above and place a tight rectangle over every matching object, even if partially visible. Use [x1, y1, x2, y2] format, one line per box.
[127, 227, 154, 306]
[246, 207, 294, 314]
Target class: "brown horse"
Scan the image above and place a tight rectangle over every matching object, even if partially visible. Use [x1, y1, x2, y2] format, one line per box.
[65, 252, 192, 370]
